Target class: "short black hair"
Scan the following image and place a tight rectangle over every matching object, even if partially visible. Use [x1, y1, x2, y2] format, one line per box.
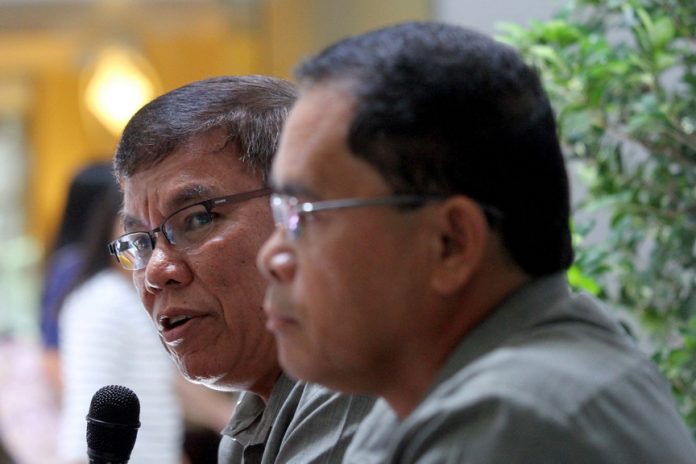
[114, 75, 297, 182]
[53, 161, 114, 252]
[295, 21, 573, 276]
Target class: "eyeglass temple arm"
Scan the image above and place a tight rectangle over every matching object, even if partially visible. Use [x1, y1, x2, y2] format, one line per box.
[300, 195, 441, 213]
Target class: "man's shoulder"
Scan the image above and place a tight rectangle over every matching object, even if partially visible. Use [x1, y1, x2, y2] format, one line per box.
[361, 333, 695, 463]
[220, 378, 376, 464]
[261, 377, 376, 463]
[432, 282, 661, 422]
[350, 360, 696, 464]
[425, 316, 672, 429]
[289, 379, 377, 424]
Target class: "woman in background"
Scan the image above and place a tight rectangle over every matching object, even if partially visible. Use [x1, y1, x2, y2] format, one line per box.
[39, 162, 113, 393]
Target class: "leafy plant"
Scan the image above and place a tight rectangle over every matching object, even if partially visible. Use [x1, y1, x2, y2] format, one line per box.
[499, 0, 696, 436]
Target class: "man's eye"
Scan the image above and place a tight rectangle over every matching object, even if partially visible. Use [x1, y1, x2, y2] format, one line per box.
[183, 211, 216, 231]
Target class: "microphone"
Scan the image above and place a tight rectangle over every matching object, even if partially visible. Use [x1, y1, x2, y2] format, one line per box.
[86, 385, 141, 464]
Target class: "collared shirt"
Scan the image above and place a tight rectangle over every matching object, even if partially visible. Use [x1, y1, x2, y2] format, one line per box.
[219, 373, 375, 463]
[345, 273, 696, 463]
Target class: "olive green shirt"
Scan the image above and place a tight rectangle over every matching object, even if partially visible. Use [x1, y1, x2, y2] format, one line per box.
[346, 274, 696, 463]
[219, 373, 374, 463]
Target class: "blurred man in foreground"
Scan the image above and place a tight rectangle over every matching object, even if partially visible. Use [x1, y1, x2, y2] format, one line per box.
[258, 22, 696, 463]
[109, 75, 373, 463]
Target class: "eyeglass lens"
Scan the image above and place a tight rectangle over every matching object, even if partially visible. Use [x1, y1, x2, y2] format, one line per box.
[111, 188, 271, 270]
[112, 202, 222, 270]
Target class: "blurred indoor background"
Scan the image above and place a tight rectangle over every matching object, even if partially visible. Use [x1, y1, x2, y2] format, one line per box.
[0, 0, 559, 340]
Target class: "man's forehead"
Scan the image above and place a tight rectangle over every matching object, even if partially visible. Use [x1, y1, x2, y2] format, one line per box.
[271, 85, 356, 193]
[123, 169, 217, 203]
[123, 141, 249, 199]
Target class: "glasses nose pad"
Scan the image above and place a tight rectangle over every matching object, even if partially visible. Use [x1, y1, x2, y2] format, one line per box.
[152, 224, 171, 246]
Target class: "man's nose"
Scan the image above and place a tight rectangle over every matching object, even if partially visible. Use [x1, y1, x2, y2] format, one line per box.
[141, 243, 193, 293]
[257, 231, 297, 283]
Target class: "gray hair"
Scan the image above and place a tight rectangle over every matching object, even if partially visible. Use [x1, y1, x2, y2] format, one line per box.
[113, 75, 297, 183]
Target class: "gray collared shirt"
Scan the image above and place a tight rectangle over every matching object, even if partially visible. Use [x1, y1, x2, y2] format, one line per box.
[345, 273, 696, 463]
[219, 373, 375, 463]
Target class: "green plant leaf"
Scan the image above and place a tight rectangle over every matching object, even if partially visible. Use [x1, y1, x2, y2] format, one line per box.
[501, 0, 696, 439]
[567, 265, 602, 295]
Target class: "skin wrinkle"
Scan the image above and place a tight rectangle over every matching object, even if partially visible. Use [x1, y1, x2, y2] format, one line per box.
[124, 132, 279, 397]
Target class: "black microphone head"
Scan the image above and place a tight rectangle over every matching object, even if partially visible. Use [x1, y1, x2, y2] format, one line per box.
[86, 385, 141, 463]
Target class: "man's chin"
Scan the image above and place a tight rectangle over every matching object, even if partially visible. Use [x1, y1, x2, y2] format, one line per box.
[173, 357, 227, 387]
[181, 370, 229, 389]
[279, 349, 320, 385]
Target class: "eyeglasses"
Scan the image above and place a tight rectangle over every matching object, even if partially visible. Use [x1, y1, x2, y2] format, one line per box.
[269, 193, 444, 240]
[108, 188, 271, 270]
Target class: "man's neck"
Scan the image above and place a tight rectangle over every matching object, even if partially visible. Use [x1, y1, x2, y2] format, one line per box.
[250, 367, 284, 403]
[381, 267, 530, 419]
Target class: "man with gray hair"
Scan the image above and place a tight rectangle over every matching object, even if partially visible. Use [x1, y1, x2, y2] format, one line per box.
[109, 75, 373, 463]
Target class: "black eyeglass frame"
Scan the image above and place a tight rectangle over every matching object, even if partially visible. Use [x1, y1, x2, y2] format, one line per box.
[108, 187, 271, 268]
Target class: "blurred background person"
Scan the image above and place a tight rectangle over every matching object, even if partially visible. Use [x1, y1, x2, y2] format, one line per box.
[39, 161, 114, 395]
[0, 162, 114, 464]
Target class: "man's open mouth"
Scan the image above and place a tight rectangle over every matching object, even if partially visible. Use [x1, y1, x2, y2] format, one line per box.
[160, 315, 192, 331]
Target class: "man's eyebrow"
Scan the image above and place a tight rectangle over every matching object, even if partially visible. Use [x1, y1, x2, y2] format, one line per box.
[121, 213, 145, 233]
[168, 185, 212, 209]
[120, 185, 214, 233]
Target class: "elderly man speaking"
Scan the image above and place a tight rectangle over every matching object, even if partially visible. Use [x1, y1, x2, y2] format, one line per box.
[110, 75, 373, 463]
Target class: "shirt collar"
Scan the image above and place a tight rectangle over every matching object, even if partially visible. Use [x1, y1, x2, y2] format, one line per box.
[430, 272, 571, 392]
[222, 372, 296, 442]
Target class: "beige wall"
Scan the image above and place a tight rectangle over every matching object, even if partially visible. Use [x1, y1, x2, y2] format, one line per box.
[265, 0, 430, 77]
[24, 23, 264, 249]
[0, 0, 430, 252]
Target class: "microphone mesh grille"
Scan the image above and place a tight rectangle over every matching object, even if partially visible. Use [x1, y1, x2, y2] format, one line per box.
[86, 385, 140, 457]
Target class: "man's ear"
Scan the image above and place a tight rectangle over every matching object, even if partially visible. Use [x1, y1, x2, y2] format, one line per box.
[430, 196, 489, 295]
